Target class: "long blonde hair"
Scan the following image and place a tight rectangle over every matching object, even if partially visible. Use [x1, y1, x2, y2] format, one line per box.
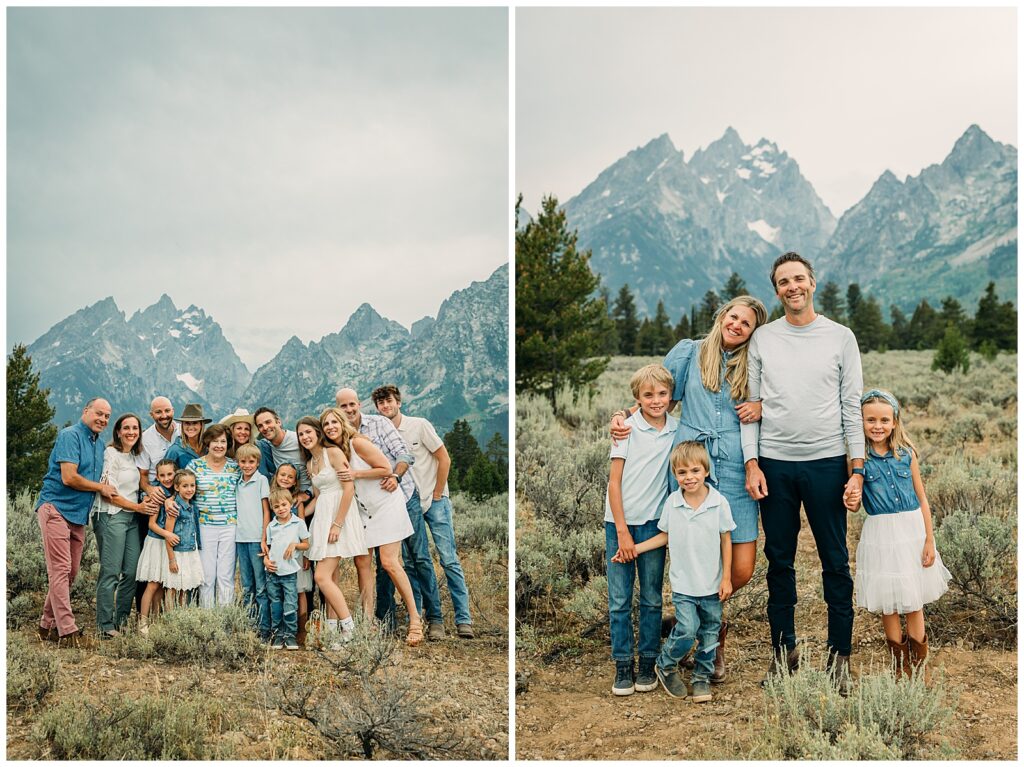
[319, 407, 357, 458]
[862, 391, 917, 458]
[699, 295, 768, 402]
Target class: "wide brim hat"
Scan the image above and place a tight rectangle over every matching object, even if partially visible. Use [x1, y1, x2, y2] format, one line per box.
[177, 403, 212, 424]
[220, 408, 256, 428]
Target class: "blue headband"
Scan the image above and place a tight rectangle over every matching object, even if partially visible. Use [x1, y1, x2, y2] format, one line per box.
[861, 388, 900, 416]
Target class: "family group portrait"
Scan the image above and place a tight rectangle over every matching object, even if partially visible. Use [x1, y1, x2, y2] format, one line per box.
[515, 6, 1017, 761]
[6, 5, 509, 761]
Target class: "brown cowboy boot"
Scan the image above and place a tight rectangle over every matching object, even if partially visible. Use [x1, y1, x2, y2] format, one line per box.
[826, 648, 854, 697]
[711, 621, 728, 684]
[762, 643, 801, 687]
[908, 634, 929, 683]
[296, 612, 308, 648]
[886, 634, 911, 678]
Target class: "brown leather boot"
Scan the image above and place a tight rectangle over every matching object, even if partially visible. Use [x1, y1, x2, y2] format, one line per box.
[711, 621, 728, 684]
[886, 634, 911, 678]
[296, 612, 308, 648]
[908, 634, 929, 682]
[826, 648, 853, 697]
[762, 643, 801, 687]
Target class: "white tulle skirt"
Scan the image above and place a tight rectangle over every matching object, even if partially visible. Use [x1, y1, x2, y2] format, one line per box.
[136, 536, 168, 582]
[162, 549, 204, 591]
[855, 508, 951, 615]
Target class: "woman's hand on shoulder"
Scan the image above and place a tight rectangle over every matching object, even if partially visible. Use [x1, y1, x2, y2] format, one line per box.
[610, 411, 632, 443]
[328, 448, 354, 483]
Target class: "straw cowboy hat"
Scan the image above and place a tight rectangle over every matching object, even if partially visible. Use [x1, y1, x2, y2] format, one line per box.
[220, 408, 256, 428]
[176, 403, 212, 424]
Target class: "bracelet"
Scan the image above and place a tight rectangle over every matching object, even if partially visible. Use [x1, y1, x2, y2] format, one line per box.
[331, 522, 343, 530]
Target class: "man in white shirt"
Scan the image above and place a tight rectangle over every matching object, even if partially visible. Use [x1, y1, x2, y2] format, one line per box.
[372, 385, 474, 639]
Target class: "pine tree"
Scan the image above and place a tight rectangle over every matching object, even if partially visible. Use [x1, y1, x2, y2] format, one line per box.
[768, 303, 786, 322]
[849, 295, 889, 352]
[932, 324, 970, 375]
[721, 272, 748, 300]
[598, 286, 620, 355]
[443, 419, 483, 491]
[889, 306, 909, 350]
[7, 344, 58, 497]
[516, 195, 612, 409]
[845, 283, 862, 321]
[673, 313, 691, 341]
[694, 290, 720, 336]
[464, 453, 501, 501]
[652, 300, 674, 353]
[612, 284, 640, 355]
[819, 281, 846, 324]
[940, 296, 970, 338]
[485, 432, 508, 491]
[908, 300, 943, 349]
[635, 317, 657, 355]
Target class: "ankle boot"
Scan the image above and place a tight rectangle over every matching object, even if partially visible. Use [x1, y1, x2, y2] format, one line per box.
[908, 634, 929, 682]
[711, 621, 728, 684]
[296, 613, 308, 648]
[886, 634, 911, 678]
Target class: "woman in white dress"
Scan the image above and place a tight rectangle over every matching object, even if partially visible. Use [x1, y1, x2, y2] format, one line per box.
[297, 416, 366, 645]
[320, 407, 421, 646]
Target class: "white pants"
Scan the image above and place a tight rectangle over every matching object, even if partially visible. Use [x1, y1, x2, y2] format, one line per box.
[199, 525, 236, 608]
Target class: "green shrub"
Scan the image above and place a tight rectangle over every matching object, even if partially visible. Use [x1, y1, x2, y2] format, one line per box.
[515, 516, 604, 618]
[101, 605, 264, 668]
[33, 691, 233, 759]
[753, 658, 955, 760]
[7, 637, 59, 712]
[455, 492, 509, 552]
[564, 575, 608, 625]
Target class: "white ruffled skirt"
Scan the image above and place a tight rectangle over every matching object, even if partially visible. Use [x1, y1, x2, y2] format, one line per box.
[136, 536, 168, 582]
[855, 508, 951, 615]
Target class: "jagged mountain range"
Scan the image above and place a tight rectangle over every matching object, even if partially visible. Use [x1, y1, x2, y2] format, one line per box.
[562, 125, 1016, 316]
[26, 264, 509, 441]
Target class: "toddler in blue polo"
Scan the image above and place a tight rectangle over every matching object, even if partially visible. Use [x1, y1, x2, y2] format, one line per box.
[264, 489, 310, 650]
[614, 440, 735, 703]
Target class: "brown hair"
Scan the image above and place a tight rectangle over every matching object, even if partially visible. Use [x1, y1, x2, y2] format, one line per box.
[110, 413, 143, 455]
[296, 416, 328, 463]
[769, 251, 815, 289]
[201, 423, 231, 455]
[670, 441, 711, 473]
[371, 384, 402, 405]
[269, 489, 294, 509]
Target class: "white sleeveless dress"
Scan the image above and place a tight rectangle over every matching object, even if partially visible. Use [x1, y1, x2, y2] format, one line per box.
[306, 458, 367, 561]
[352, 449, 413, 549]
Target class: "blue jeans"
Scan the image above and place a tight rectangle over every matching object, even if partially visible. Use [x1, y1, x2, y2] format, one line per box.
[658, 592, 723, 683]
[605, 520, 666, 661]
[424, 496, 471, 625]
[266, 571, 298, 643]
[236, 542, 270, 638]
[375, 491, 444, 627]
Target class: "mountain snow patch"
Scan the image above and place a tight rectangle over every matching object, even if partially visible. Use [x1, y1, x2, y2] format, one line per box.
[168, 329, 181, 338]
[601, 189, 611, 198]
[735, 167, 751, 180]
[716, 190, 728, 203]
[51, 341, 60, 348]
[176, 373, 203, 394]
[700, 176, 711, 184]
[747, 219, 781, 244]
[753, 158, 776, 176]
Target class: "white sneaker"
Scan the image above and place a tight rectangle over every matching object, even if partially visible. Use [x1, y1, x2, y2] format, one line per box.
[325, 629, 354, 650]
[286, 642, 300, 651]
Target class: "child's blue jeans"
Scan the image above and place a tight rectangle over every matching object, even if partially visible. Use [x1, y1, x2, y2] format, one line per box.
[605, 519, 666, 662]
[658, 592, 723, 683]
[266, 571, 298, 643]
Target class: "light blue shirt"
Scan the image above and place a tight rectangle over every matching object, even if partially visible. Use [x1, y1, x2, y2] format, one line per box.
[658, 485, 736, 597]
[604, 410, 678, 525]
[38, 420, 105, 525]
[266, 516, 310, 576]
[235, 471, 270, 542]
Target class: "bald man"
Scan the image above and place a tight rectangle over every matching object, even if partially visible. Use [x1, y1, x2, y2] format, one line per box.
[137, 396, 180, 500]
[36, 398, 118, 646]
[335, 387, 444, 638]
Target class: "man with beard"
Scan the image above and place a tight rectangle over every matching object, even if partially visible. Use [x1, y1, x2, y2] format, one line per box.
[135, 396, 179, 610]
[334, 387, 444, 638]
[254, 407, 311, 492]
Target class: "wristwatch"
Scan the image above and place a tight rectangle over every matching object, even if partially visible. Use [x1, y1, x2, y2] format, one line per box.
[851, 467, 865, 477]
[390, 473, 400, 480]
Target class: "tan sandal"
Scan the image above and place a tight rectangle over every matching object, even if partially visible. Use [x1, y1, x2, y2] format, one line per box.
[406, 621, 424, 647]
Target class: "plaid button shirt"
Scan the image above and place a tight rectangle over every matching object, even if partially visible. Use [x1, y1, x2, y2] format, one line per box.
[358, 413, 417, 501]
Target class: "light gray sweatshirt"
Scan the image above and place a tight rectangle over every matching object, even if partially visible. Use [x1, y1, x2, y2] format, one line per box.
[740, 314, 865, 463]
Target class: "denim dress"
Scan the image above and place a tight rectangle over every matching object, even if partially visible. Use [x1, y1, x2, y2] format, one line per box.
[663, 339, 759, 544]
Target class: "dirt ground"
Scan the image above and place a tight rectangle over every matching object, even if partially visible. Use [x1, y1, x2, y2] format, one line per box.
[7, 557, 509, 760]
[515, 519, 1017, 760]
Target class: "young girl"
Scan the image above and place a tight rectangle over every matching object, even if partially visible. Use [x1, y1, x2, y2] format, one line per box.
[155, 469, 204, 619]
[135, 459, 178, 632]
[845, 389, 952, 676]
[271, 463, 313, 643]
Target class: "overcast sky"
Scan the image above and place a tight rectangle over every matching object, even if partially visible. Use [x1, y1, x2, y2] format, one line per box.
[518, 6, 1016, 218]
[8, 7, 508, 370]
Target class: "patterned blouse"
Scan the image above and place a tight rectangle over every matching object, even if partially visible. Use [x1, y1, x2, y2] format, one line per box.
[186, 456, 241, 526]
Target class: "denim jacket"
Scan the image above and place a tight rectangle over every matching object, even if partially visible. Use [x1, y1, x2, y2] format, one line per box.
[862, 447, 919, 516]
[164, 437, 200, 470]
[147, 494, 202, 552]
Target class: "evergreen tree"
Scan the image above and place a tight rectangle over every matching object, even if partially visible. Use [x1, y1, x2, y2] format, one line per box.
[485, 432, 509, 491]
[673, 313, 691, 342]
[516, 195, 612, 409]
[940, 296, 970, 338]
[769, 303, 786, 322]
[464, 453, 501, 501]
[849, 295, 889, 352]
[652, 300, 675, 353]
[694, 290, 720, 336]
[7, 344, 58, 497]
[907, 300, 943, 349]
[635, 317, 658, 355]
[598, 286, 620, 355]
[443, 419, 483, 491]
[932, 324, 970, 375]
[819, 281, 846, 324]
[612, 284, 640, 355]
[721, 272, 748, 300]
[970, 283, 1019, 352]
[889, 305, 910, 350]
[845, 283, 862, 321]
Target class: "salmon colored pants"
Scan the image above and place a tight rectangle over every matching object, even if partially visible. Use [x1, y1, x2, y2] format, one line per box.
[38, 503, 86, 636]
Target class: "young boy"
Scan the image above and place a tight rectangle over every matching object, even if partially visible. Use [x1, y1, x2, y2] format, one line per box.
[264, 489, 310, 650]
[605, 364, 678, 696]
[235, 443, 271, 639]
[615, 441, 735, 703]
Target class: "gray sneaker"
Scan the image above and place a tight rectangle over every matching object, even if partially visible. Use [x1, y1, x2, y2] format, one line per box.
[689, 679, 712, 703]
[635, 657, 658, 692]
[656, 664, 688, 699]
[612, 660, 635, 696]
[428, 622, 446, 641]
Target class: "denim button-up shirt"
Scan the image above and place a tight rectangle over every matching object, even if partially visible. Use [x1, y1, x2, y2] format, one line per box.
[148, 494, 202, 551]
[862, 447, 919, 516]
[663, 339, 741, 484]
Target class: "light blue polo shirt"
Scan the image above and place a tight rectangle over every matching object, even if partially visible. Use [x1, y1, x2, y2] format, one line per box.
[658, 486, 736, 597]
[266, 516, 310, 576]
[604, 410, 678, 525]
[38, 420, 105, 525]
[235, 471, 270, 542]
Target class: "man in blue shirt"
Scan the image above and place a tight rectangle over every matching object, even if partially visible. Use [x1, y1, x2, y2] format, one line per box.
[36, 398, 118, 645]
[335, 387, 444, 639]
